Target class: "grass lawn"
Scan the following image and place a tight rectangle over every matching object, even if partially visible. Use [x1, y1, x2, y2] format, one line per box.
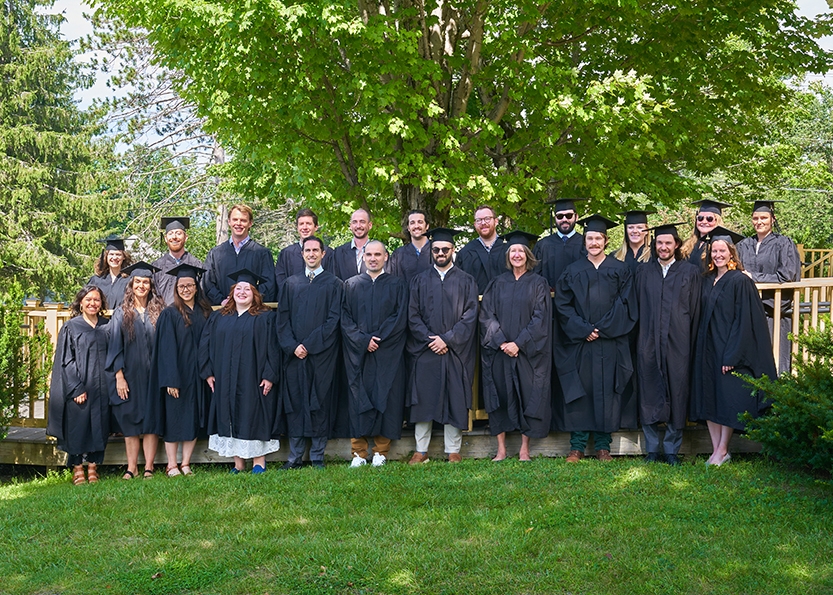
[0, 456, 830, 595]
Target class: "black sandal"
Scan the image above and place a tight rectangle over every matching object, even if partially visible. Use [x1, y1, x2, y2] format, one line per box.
[122, 470, 135, 480]
[143, 469, 154, 479]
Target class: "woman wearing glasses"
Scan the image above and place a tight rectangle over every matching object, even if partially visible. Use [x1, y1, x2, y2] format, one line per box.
[681, 199, 731, 268]
[152, 264, 214, 476]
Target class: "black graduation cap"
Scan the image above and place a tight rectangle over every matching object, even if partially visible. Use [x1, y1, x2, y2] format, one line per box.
[166, 263, 206, 280]
[748, 199, 783, 213]
[578, 214, 619, 234]
[426, 227, 461, 244]
[546, 198, 587, 213]
[691, 199, 732, 215]
[97, 236, 125, 252]
[619, 209, 656, 225]
[705, 226, 745, 246]
[122, 261, 161, 279]
[501, 230, 538, 247]
[648, 222, 687, 240]
[160, 216, 190, 233]
[227, 268, 267, 288]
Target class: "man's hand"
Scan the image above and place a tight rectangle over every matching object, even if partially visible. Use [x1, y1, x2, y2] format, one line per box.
[586, 329, 600, 342]
[167, 387, 180, 398]
[500, 342, 520, 357]
[428, 335, 448, 355]
[295, 344, 308, 359]
[368, 336, 381, 352]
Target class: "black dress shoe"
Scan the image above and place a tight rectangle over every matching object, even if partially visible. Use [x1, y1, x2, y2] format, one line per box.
[310, 460, 325, 469]
[644, 452, 662, 463]
[281, 461, 304, 470]
[665, 454, 682, 466]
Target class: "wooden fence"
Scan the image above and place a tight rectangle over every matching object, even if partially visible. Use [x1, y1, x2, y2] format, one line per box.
[797, 245, 833, 278]
[7, 278, 833, 430]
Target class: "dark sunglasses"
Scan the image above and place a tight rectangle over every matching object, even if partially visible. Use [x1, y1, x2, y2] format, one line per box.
[432, 247, 451, 254]
[697, 215, 716, 223]
[555, 212, 575, 220]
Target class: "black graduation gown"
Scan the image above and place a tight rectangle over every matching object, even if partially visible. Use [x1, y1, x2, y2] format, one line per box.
[635, 259, 701, 429]
[341, 272, 408, 439]
[203, 239, 276, 305]
[274, 241, 335, 292]
[737, 233, 801, 374]
[331, 240, 367, 281]
[407, 266, 479, 429]
[686, 240, 708, 270]
[553, 257, 638, 433]
[456, 237, 509, 294]
[479, 271, 552, 438]
[199, 309, 279, 440]
[277, 270, 343, 438]
[88, 273, 129, 310]
[47, 316, 112, 456]
[690, 270, 777, 430]
[106, 307, 161, 436]
[153, 305, 212, 442]
[388, 242, 432, 284]
[151, 252, 204, 306]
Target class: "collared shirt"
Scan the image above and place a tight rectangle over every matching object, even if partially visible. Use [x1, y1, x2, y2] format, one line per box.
[306, 264, 325, 280]
[434, 263, 454, 281]
[556, 229, 578, 240]
[229, 235, 251, 255]
[661, 258, 676, 279]
[352, 238, 367, 272]
[478, 236, 498, 252]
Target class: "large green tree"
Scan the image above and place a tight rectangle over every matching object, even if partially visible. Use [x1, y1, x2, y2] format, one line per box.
[95, 0, 833, 236]
[0, 0, 117, 296]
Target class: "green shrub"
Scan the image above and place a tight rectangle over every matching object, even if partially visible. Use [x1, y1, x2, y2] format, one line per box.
[0, 284, 53, 439]
[743, 319, 833, 474]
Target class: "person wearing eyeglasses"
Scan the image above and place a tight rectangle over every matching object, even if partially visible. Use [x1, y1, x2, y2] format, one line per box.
[152, 217, 204, 306]
[456, 205, 509, 294]
[406, 228, 479, 463]
[681, 199, 731, 268]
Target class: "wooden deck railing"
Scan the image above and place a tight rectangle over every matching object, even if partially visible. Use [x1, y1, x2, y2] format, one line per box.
[8, 278, 833, 430]
[797, 245, 833, 279]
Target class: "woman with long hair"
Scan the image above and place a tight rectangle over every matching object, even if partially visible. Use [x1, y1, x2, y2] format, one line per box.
[88, 237, 134, 310]
[680, 199, 731, 267]
[200, 269, 279, 474]
[690, 227, 777, 466]
[47, 286, 113, 485]
[153, 263, 213, 476]
[611, 210, 653, 272]
[106, 262, 166, 479]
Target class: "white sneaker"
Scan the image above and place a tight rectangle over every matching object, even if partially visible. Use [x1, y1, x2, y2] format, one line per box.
[350, 453, 367, 468]
[371, 452, 387, 467]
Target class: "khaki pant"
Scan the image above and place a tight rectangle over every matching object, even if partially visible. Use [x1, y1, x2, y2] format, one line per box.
[350, 436, 392, 460]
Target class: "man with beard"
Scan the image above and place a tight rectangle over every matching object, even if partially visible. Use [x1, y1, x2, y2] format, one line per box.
[331, 208, 373, 281]
[554, 215, 637, 462]
[152, 217, 204, 305]
[277, 236, 343, 469]
[275, 208, 331, 291]
[203, 204, 276, 304]
[388, 210, 432, 284]
[456, 205, 508, 294]
[407, 228, 479, 463]
[636, 223, 701, 465]
[341, 240, 409, 467]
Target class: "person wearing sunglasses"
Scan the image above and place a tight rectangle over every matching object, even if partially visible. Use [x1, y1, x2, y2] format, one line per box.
[406, 228, 479, 464]
[681, 199, 731, 268]
[456, 205, 509, 294]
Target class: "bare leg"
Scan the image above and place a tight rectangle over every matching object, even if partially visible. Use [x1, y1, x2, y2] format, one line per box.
[142, 434, 159, 472]
[715, 425, 734, 461]
[706, 421, 721, 464]
[124, 436, 140, 477]
[233, 456, 246, 471]
[164, 442, 179, 470]
[181, 439, 197, 467]
[492, 433, 507, 461]
[519, 435, 531, 461]
[253, 455, 266, 469]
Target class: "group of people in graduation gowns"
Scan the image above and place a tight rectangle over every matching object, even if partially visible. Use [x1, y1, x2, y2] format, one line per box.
[49, 196, 794, 479]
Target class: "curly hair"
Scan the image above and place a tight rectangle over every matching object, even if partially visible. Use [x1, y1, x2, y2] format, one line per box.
[93, 249, 133, 277]
[219, 283, 270, 316]
[69, 285, 107, 319]
[121, 276, 166, 340]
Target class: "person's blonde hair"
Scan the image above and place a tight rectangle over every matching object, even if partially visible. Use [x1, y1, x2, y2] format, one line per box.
[612, 234, 651, 263]
[504, 244, 539, 272]
[680, 213, 724, 260]
[229, 204, 254, 223]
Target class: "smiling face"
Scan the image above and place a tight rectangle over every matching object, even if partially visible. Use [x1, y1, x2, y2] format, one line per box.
[233, 281, 254, 308]
[303, 239, 325, 270]
[626, 223, 647, 248]
[228, 208, 253, 241]
[508, 244, 527, 269]
[81, 289, 102, 317]
[752, 211, 773, 237]
[655, 234, 678, 263]
[555, 210, 577, 235]
[363, 241, 387, 274]
[696, 212, 719, 236]
[132, 276, 151, 300]
[165, 229, 187, 253]
[474, 207, 497, 240]
[349, 209, 372, 240]
[176, 277, 197, 303]
[431, 241, 454, 267]
[106, 250, 125, 270]
[407, 213, 427, 241]
[585, 231, 607, 257]
[296, 215, 318, 240]
[710, 240, 731, 270]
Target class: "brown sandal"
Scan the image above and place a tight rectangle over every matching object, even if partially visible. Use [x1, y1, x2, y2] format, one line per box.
[87, 463, 99, 484]
[72, 465, 86, 486]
